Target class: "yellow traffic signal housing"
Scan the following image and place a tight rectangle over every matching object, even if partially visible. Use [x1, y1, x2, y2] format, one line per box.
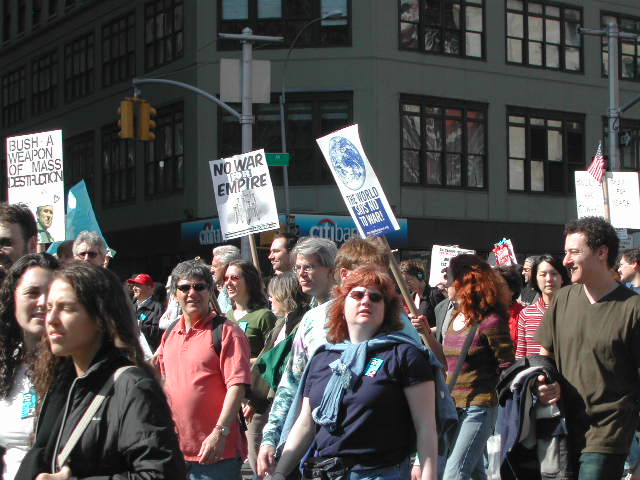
[139, 101, 157, 141]
[117, 99, 135, 139]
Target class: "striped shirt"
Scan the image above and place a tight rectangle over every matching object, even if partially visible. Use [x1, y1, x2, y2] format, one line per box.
[443, 313, 514, 408]
[515, 296, 548, 359]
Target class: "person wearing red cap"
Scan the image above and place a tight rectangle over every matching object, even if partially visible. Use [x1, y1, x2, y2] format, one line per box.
[128, 273, 164, 351]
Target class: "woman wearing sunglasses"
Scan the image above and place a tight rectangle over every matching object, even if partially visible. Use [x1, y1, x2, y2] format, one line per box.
[271, 266, 437, 480]
[0, 254, 59, 480]
[16, 262, 185, 480]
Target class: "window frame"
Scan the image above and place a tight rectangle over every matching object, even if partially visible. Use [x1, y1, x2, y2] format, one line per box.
[101, 123, 137, 207]
[505, 0, 583, 73]
[143, 0, 184, 72]
[399, 94, 488, 190]
[31, 48, 58, 116]
[63, 31, 95, 103]
[398, 0, 486, 60]
[144, 101, 184, 198]
[601, 11, 640, 81]
[64, 130, 95, 192]
[1, 66, 26, 128]
[217, 0, 352, 51]
[506, 106, 584, 195]
[101, 11, 136, 88]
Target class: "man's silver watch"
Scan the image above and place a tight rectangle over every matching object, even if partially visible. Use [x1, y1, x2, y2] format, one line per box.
[214, 424, 230, 436]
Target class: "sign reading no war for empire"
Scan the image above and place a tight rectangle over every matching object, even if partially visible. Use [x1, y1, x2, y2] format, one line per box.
[5, 130, 65, 243]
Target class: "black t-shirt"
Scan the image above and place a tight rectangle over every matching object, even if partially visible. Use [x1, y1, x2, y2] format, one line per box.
[303, 343, 434, 469]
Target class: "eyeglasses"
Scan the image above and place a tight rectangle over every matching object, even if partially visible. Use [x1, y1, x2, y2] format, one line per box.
[293, 264, 319, 275]
[176, 283, 208, 293]
[76, 251, 98, 259]
[348, 290, 383, 303]
[224, 274, 242, 282]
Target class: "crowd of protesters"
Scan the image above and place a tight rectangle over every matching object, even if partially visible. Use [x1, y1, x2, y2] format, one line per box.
[0, 201, 639, 480]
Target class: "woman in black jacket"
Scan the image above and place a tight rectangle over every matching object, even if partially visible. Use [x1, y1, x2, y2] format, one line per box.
[17, 262, 185, 480]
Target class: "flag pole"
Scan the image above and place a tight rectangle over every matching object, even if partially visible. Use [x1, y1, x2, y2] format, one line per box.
[602, 172, 611, 222]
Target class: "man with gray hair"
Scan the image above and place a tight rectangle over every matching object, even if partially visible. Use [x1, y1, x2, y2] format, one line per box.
[156, 258, 251, 479]
[211, 244, 241, 314]
[519, 255, 539, 305]
[290, 236, 337, 306]
[73, 230, 107, 267]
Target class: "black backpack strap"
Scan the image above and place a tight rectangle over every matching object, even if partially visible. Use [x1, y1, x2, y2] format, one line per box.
[211, 314, 226, 357]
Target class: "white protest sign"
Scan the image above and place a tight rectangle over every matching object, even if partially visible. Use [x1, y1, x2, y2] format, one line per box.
[575, 171, 640, 229]
[209, 148, 279, 240]
[492, 238, 518, 266]
[429, 245, 475, 287]
[6, 130, 64, 243]
[316, 124, 400, 238]
[607, 172, 640, 229]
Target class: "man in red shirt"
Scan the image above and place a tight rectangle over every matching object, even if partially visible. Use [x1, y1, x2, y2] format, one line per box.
[156, 259, 251, 480]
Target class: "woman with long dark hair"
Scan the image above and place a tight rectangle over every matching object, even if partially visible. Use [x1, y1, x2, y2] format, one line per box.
[16, 262, 185, 480]
[441, 254, 514, 480]
[271, 267, 438, 480]
[0, 254, 59, 480]
[515, 254, 570, 359]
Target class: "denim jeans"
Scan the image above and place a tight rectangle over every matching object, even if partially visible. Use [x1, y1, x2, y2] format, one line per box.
[348, 458, 411, 480]
[443, 405, 497, 480]
[187, 457, 242, 480]
[577, 452, 626, 480]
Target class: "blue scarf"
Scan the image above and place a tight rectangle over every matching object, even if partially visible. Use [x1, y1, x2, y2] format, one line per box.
[311, 331, 416, 433]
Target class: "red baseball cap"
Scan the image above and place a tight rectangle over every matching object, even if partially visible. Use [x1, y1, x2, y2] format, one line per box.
[127, 273, 154, 287]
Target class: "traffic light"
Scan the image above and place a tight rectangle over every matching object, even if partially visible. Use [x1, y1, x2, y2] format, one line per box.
[117, 99, 135, 139]
[138, 101, 157, 141]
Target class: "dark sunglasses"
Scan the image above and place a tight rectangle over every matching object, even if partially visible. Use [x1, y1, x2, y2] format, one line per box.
[77, 251, 98, 259]
[176, 283, 208, 293]
[349, 290, 383, 303]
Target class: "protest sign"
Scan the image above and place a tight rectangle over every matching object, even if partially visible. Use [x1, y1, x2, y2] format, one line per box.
[429, 245, 475, 287]
[316, 124, 400, 238]
[6, 130, 64, 243]
[575, 171, 640, 229]
[492, 238, 517, 266]
[209, 148, 279, 240]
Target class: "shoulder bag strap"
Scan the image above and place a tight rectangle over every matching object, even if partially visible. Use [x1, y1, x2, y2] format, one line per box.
[446, 322, 479, 392]
[56, 365, 135, 471]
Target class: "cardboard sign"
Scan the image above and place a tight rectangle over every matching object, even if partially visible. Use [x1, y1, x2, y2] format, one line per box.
[429, 245, 475, 287]
[316, 124, 400, 238]
[492, 238, 517, 266]
[575, 171, 640, 229]
[6, 130, 64, 243]
[209, 149, 279, 240]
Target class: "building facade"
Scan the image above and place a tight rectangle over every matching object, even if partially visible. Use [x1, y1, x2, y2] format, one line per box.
[1, 0, 639, 277]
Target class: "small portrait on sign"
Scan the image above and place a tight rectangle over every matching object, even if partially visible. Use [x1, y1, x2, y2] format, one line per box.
[36, 204, 54, 243]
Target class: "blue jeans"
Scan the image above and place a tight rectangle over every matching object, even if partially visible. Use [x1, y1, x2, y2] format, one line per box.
[187, 458, 242, 480]
[443, 406, 497, 480]
[349, 458, 411, 480]
[577, 452, 626, 480]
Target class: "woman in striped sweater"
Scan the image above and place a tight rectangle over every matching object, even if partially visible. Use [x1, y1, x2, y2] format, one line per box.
[515, 255, 570, 359]
[442, 254, 514, 480]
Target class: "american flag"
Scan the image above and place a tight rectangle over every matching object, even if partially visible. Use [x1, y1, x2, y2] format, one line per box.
[587, 141, 606, 183]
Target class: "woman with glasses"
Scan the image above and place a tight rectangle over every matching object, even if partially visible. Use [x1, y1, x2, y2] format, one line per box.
[441, 254, 514, 480]
[0, 254, 59, 480]
[515, 255, 570, 359]
[16, 262, 185, 480]
[270, 266, 438, 480]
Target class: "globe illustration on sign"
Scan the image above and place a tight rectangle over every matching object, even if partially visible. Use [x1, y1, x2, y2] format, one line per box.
[328, 136, 366, 190]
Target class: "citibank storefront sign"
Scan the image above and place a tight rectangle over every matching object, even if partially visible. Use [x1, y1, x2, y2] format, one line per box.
[181, 214, 408, 249]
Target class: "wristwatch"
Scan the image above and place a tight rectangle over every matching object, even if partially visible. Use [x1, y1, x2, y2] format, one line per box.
[214, 424, 230, 436]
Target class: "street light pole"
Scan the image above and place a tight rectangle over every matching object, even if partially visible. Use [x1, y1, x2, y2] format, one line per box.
[279, 10, 345, 230]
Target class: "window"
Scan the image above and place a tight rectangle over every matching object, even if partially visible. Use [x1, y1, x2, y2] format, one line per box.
[64, 131, 95, 191]
[102, 12, 135, 87]
[507, 107, 583, 193]
[64, 32, 94, 102]
[400, 96, 487, 189]
[219, 92, 353, 186]
[218, 0, 350, 50]
[33, 0, 42, 28]
[601, 12, 640, 80]
[17, 0, 26, 35]
[604, 118, 640, 171]
[32, 50, 58, 115]
[102, 124, 136, 206]
[145, 102, 184, 197]
[3, 0, 11, 42]
[399, 0, 484, 58]
[1, 67, 26, 127]
[506, 1, 581, 71]
[144, 0, 183, 71]
[49, 0, 58, 17]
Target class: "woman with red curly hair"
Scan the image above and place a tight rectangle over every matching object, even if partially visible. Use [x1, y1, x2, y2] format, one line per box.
[441, 254, 514, 480]
[270, 266, 439, 480]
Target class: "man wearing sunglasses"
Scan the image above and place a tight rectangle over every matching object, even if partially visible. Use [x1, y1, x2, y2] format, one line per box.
[156, 259, 251, 480]
[72, 230, 107, 267]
